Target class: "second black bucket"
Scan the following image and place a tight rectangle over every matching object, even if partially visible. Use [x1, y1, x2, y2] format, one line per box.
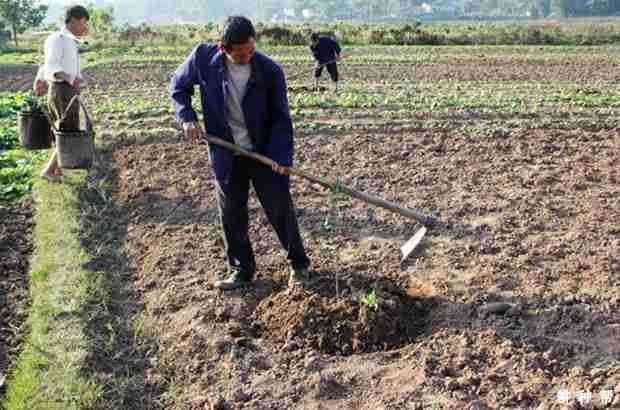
[17, 110, 52, 150]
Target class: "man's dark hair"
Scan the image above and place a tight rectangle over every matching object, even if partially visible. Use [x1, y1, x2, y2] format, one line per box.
[310, 33, 319, 42]
[220, 16, 256, 49]
[65, 5, 90, 24]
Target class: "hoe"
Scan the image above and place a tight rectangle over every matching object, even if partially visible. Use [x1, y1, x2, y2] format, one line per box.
[201, 134, 439, 261]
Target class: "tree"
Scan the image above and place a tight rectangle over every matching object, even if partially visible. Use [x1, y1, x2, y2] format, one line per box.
[528, 0, 541, 16]
[588, 0, 610, 15]
[540, 0, 552, 15]
[87, 4, 114, 32]
[0, 0, 47, 46]
[551, 0, 568, 16]
[0, 18, 8, 47]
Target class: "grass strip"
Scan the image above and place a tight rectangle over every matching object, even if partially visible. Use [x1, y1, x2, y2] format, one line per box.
[73, 140, 168, 410]
[2, 173, 100, 410]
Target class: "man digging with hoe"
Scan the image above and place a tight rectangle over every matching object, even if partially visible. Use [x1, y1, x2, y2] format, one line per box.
[171, 16, 311, 291]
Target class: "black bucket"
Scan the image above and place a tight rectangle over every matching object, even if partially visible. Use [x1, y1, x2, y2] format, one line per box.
[56, 130, 95, 169]
[53, 95, 95, 170]
[17, 111, 52, 150]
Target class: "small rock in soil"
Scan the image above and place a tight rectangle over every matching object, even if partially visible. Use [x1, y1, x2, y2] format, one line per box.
[492, 359, 514, 374]
[445, 378, 460, 391]
[481, 302, 512, 315]
[304, 354, 327, 373]
[234, 337, 253, 349]
[562, 295, 577, 305]
[311, 374, 345, 400]
[226, 322, 243, 337]
[231, 388, 250, 403]
[506, 303, 523, 317]
[208, 394, 228, 410]
[213, 337, 232, 354]
[281, 338, 301, 352]
[468, 401, 492, 410]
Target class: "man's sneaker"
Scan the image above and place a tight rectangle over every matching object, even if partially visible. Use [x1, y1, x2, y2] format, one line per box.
[214, 271, 252, 290]
[288, 266, 311, 287]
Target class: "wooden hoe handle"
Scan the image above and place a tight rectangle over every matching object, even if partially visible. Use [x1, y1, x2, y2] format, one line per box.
[203, 134, 438, 227]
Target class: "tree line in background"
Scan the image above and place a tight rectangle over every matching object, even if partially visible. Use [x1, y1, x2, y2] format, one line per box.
[0, 0, 47, 46]
[0, 1, 115, 46]
[18, 0, 614, 25]
[2, 0, 620, 48]
[294, 0, 620, 20]
[100, 0, 620, 22]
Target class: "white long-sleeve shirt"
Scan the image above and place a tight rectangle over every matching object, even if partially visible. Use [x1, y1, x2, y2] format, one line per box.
[36, 26, 81, 85]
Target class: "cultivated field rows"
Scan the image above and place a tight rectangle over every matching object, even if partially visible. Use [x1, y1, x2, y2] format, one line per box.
[3, 45, 618, 409]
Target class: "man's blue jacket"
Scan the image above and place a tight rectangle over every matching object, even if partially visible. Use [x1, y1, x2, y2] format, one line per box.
[170, 44, 294, 184]
[310, 36, 341, 65]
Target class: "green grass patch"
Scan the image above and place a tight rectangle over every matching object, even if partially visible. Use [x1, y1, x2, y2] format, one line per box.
[544, 87, 620, 107]
[2, 173, 102, 410]
[69, 135, 167, 409]
[0, 48, 39, 65]
[4, 124, 158, 408]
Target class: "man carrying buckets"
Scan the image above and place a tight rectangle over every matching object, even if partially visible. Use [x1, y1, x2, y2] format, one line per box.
[33, 5, 89, 183]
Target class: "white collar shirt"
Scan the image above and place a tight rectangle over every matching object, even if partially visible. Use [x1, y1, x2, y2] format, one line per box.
[38, 26, 81, 84]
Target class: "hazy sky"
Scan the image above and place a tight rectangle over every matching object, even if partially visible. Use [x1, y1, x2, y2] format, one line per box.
[40, 0, 111, 4]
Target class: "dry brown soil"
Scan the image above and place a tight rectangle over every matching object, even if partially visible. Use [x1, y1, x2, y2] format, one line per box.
[2, 51, 619, 410]
[0, 202, 33, 399]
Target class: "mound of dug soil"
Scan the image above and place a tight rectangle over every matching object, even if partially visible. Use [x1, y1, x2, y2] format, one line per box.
[254, 278, 428, 355]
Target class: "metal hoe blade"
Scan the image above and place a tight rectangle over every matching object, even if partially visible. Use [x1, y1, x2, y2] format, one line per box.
[400, 226, 427, 262]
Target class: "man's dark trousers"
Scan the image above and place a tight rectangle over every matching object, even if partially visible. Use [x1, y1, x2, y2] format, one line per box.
[315, 62, 338, 82]
[216, 156, 310, 278]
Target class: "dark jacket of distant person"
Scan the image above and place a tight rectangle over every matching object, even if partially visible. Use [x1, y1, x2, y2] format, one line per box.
[310, 36, 341, 65]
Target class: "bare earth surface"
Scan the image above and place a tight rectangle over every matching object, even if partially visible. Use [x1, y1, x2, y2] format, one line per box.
[3, 48, 620, 409]
[109, 115, 620, 410]
[0, 202, 33, 399]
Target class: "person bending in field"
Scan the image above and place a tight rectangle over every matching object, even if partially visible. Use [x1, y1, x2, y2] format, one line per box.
[33, 5, 89, 183]
[170, 16, 311, 291]
[310, 33, 342, 92]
